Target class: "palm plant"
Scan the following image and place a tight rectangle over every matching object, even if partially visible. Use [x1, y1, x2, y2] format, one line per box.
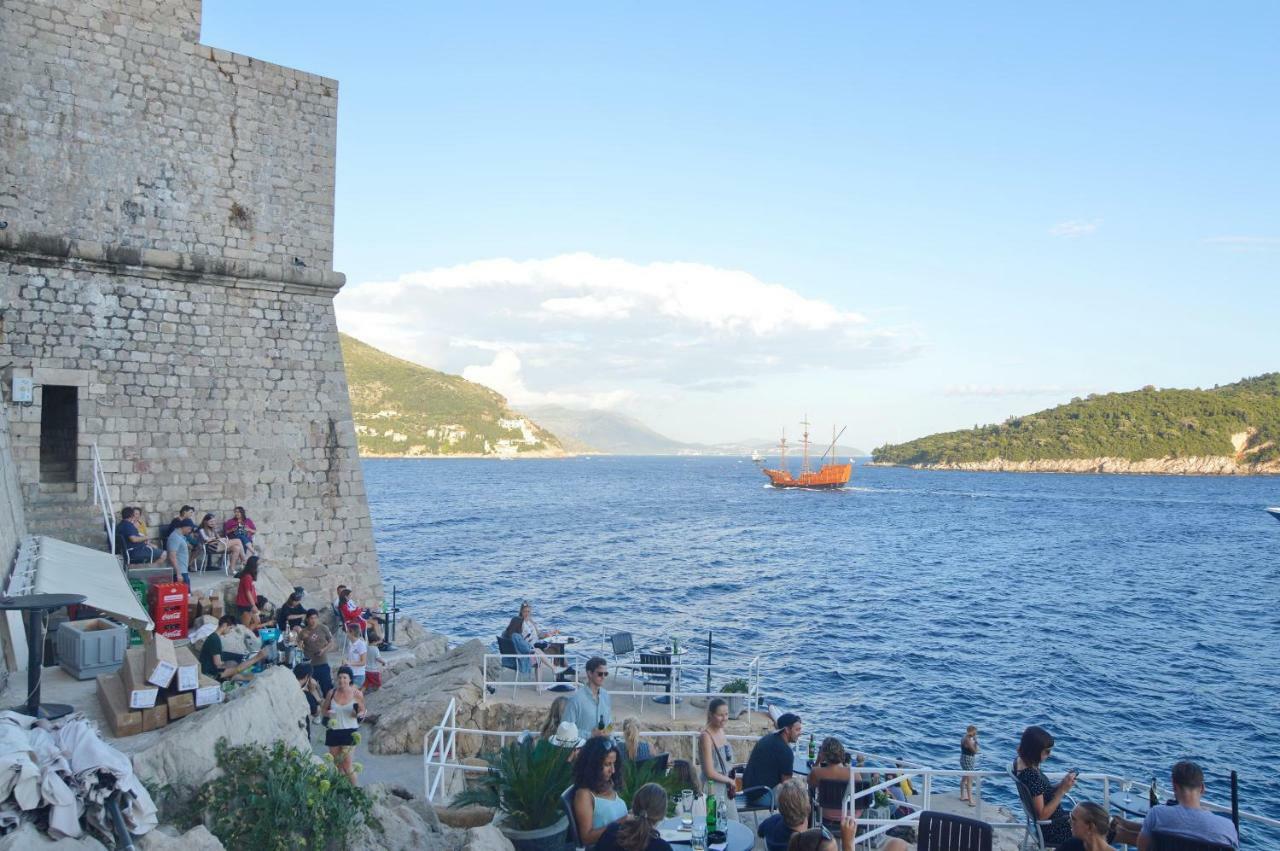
[452, 738, 574, 831]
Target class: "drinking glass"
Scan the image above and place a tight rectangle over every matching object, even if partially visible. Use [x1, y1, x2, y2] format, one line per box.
[691, 821, 707, 851]
[1122, 779, 1133, 802]
[681, 790, 694, 828]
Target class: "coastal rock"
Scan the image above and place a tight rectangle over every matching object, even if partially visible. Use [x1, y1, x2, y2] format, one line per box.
[368, 640, 486, 755]
[901, 455, 1280, 476]
[399, 616, 450, 657]
[348, 784, 458, 851]
[437, 806, 497, 829]
[0, 823, 107, 849]
[131, 667, 310, 793]
[136, 825, 226, 851]
[465, 822, 516, 851]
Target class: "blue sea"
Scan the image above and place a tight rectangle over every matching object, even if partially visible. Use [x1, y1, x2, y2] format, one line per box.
[364, 457, 1280, 835]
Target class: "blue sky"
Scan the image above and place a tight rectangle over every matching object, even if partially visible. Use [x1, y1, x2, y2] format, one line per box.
[204, 2, 1278, 448]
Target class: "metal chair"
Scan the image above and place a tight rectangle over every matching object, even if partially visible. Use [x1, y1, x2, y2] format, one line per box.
[198, 540, 229, 574]
[814, 778, 849, 827]
[495, 634, 531, 698]
[635, 752, 670, 775]
[610, 631, 638, 678]
[1011, 767, 1072, 851]
[1149, 831, 1236, 851]
[733, 767, 775, 830]
[916, 810, 993, 851]
[638, 651, 673, 702]
[562, 785, 583, 851]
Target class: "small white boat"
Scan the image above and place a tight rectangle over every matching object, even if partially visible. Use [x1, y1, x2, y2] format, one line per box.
[1267, 506, 1280, 523]
[750, 449, 764, 463]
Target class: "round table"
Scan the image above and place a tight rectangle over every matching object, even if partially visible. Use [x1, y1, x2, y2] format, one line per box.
[0, 593, 87, 719]
[1111, 789, 1154, 818]
[658, 816, 754, 851]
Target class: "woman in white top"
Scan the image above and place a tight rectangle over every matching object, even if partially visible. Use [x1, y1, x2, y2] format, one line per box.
[343, 622, 367, 687]
[698, 698, 739, 819]
[197, 513, 245, 571]
[321, 665, 366, 784]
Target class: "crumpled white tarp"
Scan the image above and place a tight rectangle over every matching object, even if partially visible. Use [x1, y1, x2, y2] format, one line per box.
[0, 710, 156, 840]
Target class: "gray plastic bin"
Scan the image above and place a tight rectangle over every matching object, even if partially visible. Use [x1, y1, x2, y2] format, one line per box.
[56, 618, 127, 680]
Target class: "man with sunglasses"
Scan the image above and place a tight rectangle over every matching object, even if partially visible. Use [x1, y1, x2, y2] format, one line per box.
[564, 656, 614, 738]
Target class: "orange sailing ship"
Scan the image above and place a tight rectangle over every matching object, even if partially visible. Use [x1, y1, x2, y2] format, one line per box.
[762, 418, 852, 489]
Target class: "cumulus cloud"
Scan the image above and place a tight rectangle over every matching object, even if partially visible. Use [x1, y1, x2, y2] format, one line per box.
[1049, 219, 1101, 238]
[336, 253, 918, 411]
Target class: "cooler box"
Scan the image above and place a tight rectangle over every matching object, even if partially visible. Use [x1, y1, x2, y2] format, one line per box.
[56, 618, 127, 680]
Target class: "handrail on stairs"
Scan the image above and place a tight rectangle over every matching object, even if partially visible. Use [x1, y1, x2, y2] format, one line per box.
[91, 442, 116, 555]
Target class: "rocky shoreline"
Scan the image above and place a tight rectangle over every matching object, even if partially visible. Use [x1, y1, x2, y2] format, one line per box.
[869, 455, 1280, 475]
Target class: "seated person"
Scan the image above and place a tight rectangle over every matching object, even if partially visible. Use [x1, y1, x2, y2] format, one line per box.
[199, 615, 266, 680]
[758, 780, 812, 851]
[1013, 726, 1075, 847]
[223, 506, 257, 556]
[808, 737, 854, 824]
[502, 613, 568, 685]
[162, 505, 196, 542]
[1138, 761, 1239, 850]
[118, 507, 162, 565]
[743, 713, 803, 806]
[595, 783, 672, 851]
[276, 590, 307, 631]
[1062, 802, 1115, 851]
[788, 818, 906, 851]
[572, 737, 628, 846]
[337, 586, 367, 629]
[197, 512, 245, 571]
[165, 518, 198, 587]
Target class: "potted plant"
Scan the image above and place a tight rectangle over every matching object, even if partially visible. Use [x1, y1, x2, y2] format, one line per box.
[721, 678, 749, 718]
[452, 738, 573, 851]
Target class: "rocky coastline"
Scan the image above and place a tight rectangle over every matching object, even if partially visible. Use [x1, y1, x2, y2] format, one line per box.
[869, 455, 1280, 475]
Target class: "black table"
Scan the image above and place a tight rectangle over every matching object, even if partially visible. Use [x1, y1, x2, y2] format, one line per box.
[0, 593, 87, 719]
[1112, 789, 1154, 818]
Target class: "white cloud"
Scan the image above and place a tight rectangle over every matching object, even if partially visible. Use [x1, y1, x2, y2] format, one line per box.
[1204, 235, 1279, 252]
[336, 252, 919, 412]
[1049, 219, 1101, 238]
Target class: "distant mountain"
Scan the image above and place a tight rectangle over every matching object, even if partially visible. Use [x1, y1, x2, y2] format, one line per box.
[340, 334, 564, 457]
[872, 373, 1280, 474]
[520, 405, 689, 455]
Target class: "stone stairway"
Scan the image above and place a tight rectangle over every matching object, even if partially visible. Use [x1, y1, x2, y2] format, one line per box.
[23, 484, 112, 551]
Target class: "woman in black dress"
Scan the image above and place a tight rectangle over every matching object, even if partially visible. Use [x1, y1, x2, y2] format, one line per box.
[1013, 725, 1076, 846]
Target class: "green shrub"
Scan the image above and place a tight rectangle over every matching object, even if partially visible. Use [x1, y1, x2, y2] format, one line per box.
[452, 737, 575, 831]
[191, 738, 380, 850]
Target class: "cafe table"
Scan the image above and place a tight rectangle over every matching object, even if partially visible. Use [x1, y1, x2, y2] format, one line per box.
[657, 816, 754, 851]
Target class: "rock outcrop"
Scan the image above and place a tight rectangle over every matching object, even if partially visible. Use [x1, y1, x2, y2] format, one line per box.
[368, 640, 486, 755]
[0, 823, 107, 850]
[347, 784, 458, 851]
[131, 667, 310, 793]
[136, 825, 226, 851]
[894, 455, 1280, 475]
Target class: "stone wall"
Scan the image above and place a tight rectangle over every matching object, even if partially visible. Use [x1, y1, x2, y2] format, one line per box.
[0, 0, 336, 269]
[0, 1, 382, 602]
[0, 405, 23, 686]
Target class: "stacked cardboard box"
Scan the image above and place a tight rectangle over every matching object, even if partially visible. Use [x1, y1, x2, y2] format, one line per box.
[96, 632, 224, 737]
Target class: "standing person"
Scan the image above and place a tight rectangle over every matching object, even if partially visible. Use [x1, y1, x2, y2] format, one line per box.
[1013, 725, 1075, 847]
[565, 657, 613, 737]
[234, 557, 260, 627]
[571, 737, 627, 846]
[594, 782, 673, 851]
[197, 513, 245, 571]
[165, 517, 197, 588]
[698, 698, 739, 819]
[1137, 761, 1239, 850]
[960, 725, 980, 805]
[223, 506, 256, 556]
[743, 713, 803, 807]
[321, 665, 366, 785]
[343, 621, 368, 687]
[299, 609, 335, 697]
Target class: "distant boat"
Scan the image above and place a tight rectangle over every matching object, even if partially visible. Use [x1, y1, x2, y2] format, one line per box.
[750, 449, 764, 463]
[762, 419, 852, 489]
[1267, 507, 1280, 523]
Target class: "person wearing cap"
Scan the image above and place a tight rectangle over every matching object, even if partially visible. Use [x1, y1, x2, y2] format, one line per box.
[742, 712, 803, 806]
[165, 516, 198, 587]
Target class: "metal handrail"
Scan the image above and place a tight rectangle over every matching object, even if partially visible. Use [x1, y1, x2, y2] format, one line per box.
[90, 442, 115, 555]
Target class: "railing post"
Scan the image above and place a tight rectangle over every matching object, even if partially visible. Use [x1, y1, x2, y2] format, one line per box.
[922, 771, 932, 812]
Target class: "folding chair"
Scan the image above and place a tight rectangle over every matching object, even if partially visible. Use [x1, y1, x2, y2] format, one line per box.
[496, 634, 531, 698]
[917, 810, 993, 851]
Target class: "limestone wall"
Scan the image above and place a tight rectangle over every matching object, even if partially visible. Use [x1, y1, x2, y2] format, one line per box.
[0, 1, 382, 601]
[0, 0, 337, 269]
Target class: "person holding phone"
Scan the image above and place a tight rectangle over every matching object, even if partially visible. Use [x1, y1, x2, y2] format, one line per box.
[1013, 725, 1076, 846]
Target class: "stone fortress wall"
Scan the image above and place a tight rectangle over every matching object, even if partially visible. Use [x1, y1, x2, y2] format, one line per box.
[0, 0, 383, 602]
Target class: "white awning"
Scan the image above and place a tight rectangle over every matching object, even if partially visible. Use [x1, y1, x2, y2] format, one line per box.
[19, 536, 154, 631]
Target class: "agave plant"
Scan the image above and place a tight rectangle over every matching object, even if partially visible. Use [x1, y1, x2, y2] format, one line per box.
[453, 738, 575, 832]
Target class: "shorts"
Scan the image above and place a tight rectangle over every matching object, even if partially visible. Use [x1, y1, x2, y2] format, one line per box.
[363, 670, 382, 690]
[960, 753, 977, 771]
[237, 604, 256, 616]
[325, 728, 356, 747]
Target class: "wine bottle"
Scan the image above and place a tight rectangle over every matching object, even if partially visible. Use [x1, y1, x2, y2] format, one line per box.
[1149, 778, 1158, 807]
[808, 733, 816, 762]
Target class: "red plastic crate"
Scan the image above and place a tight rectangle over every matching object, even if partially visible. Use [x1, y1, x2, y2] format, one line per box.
[149, 582, 189, 608]
[157, 622, 188, 639]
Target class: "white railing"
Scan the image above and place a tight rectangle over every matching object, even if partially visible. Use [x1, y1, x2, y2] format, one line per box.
[482, 651, 762, 720]
[91, 442, 115, 555]
[421, 720, 1280, 844]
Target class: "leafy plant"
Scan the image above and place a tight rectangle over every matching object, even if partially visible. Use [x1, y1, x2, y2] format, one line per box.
[191, 738, 380, 850]
[721, 678, 749, 694]
[619, 754, 689, 816]
[452, 738, 575, 831]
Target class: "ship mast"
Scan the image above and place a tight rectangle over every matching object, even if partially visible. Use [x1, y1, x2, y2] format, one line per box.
[778, 428, 788, 471]
[800, 415, 811, 475]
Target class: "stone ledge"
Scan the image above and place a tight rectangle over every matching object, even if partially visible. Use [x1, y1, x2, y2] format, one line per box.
[0, 229, 346, 294]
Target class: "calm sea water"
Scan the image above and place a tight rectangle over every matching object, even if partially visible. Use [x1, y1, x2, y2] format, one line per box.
[365, 457, 1280, 831]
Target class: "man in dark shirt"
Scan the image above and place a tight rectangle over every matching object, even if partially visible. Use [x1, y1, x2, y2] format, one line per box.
[743, 712, 803, 806]
[118, 506, 163, 565]
[199, 615, 238, 678]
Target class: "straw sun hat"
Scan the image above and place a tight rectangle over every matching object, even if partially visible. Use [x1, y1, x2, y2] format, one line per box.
[551, 721, 584, 748]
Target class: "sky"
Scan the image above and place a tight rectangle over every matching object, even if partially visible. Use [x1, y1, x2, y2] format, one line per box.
[203, 2, 1279, 449]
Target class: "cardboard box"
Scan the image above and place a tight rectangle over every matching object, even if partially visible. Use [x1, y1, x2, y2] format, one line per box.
[141, 702, 168, 732]
[210, 595, 225, 618]
[119, 648, 160, 709]
[173, 645, 200, 692]
[195, 673, 223, 708]
[145, 633, 178, 688]
[166, 691, 195, 720]
[96, 674, 143, 738]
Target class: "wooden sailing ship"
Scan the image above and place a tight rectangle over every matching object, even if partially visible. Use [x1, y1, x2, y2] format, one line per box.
[761, 418, 852, 489]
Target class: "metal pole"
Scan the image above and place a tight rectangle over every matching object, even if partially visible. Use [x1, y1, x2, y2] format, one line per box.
[706, 630, 712, 695]
[1231, 770, 1239, 834]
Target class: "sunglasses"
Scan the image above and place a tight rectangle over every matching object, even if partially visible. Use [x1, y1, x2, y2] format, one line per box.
[594, 670, 609, 678]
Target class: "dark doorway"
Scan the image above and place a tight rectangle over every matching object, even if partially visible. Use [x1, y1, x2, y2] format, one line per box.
[39, 385, 78, 483]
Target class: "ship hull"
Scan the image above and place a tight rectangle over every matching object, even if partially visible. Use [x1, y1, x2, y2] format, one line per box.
[763, 463, 852, 489]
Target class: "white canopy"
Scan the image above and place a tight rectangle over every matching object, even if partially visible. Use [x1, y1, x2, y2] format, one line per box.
[24, 536, 153, 631]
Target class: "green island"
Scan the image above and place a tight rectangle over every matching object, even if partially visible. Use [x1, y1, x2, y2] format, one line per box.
[872, 373, 1280, 471]
[341, 334, 564, 457]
